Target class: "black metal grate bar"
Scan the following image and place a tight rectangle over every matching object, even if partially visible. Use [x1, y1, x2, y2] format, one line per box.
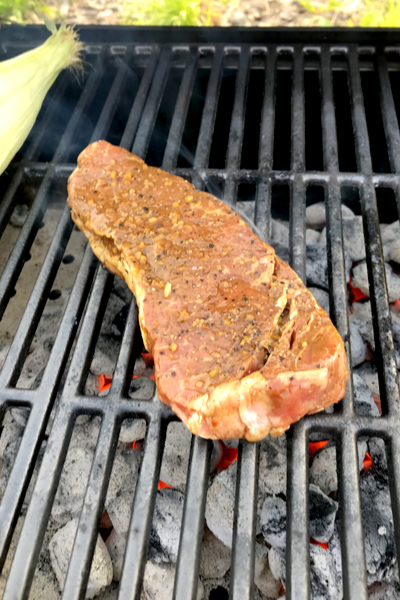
[224, 46, 251, 207]
[230, 441, 259, 600]
[173, 437, 212, 600]
[162, 47, 198, 170]
[0, 28, 400, 600]
[255, 47, 276, 240]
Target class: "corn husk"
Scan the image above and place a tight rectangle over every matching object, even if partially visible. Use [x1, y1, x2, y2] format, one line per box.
[0, 22, 83, 176]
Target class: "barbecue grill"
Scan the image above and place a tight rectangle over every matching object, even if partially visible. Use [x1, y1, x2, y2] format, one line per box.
[0, 24, 400, 600]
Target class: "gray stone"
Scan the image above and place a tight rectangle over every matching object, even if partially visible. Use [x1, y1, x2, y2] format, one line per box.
[205, 462, 236, 548]
[260, 497, 286, 549]
[159, 422, 191, 493]
[143, 560, 203, 600]
[320, 216, 365, 262]
[149, 489, 185, 563]
[350, 322, 367, 367]
[49, 519, 113, 598]
[309, 484, 338, 543]
[353, 373, 380, 417]
[199, 528, 231, 579]
[254, 543, 282, 598]
[105, 529, 126, 582]
[310, 445, 338, 496]
[306, 244, 352, 290]
[306, 202, 354, 230]
[308, 287, 330, 315]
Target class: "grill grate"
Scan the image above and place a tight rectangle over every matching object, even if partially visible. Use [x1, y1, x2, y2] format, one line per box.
[0, 25, 400, 600]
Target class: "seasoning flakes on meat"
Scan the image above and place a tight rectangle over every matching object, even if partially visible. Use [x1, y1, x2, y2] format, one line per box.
[67, 141, 349, 441]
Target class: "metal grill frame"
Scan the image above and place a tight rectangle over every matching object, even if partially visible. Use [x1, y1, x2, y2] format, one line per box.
[0, 25, 400, 600]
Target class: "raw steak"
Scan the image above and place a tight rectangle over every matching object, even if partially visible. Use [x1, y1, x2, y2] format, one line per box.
[67, 141, 349, 441]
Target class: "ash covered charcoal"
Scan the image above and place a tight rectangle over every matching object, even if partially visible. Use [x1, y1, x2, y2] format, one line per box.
[260, 497, 286, 549]
[110, 303, 130, 339]
[149, 488, 185, 563]
[159, 422, 191, 493]
[143, 560, 204, 600]
[236, 200, 255, 223]
[306, 202, 354, 230]
[254, 543, 282, 598]
[258, 435, 287, 501]
[51, 446, 95, 527]
[352, 373, 380, 417]
[319, 216, 366, 262]
[105, 448, 141, 507]
[352, 261, 400, 303]
[309, 484, 338, 543]
[49, 518, 113, 599]
[351, 311, 400, 368]
[360, 470, 398, 584]
[119, 418, 146, 444]
[308, 287, 330, 315]
[260, 485, 337, 550]
[198, 575, 229, 600]
[381, 220, 400, 264]
[306, 229, 321, 245]
[310, 445, 338, 496]
[106, 491, 133, 536]
[349, 322, 367, 367]
[269, 544, 341, 600]
[353, 361, 380, 397]
[129, 377, 155, 401]
[270, 219, 289, 247]
[10, 203, 29, 227]
[369, 581, 400, 600]
[105, 528, 126, 582]
[269, 241, 289, 264]
[205, 461, 236, 548]
[306, 244, 352, 290]
[367, 437, 388, 482]
[199, 527, 231, 579]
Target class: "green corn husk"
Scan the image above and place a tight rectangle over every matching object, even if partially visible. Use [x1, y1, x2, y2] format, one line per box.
[0, 22, 83, 176]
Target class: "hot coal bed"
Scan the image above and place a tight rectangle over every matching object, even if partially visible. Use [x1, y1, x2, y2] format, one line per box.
[1, 25, 400, 600]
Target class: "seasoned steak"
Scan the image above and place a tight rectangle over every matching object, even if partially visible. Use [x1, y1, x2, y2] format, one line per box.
[67, 141, 349, 441]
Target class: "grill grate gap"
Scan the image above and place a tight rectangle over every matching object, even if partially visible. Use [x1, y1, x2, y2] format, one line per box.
[272, 52, 292, 171]
[332, 54, 358, 173]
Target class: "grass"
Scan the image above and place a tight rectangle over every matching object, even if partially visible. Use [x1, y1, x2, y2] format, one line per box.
[0, 0, 55, 24]
[299, 0, 400, 26]
[122, 0, 224, 25]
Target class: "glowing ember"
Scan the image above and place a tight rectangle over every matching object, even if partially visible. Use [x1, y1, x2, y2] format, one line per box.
[98, 374, 112, 392]
[158, 480, 173, 490]
[348, 277, 368, 304]
[362, 451, 373, 473]
[309, 440, 329, 462]
[310, 538, 328, 550]
[373, 395, 382, 415]
[391, 299, 400, 312]
[215, 442, 239, 471]
[141, 352, 154, 368]
[365, 343, 374, 361]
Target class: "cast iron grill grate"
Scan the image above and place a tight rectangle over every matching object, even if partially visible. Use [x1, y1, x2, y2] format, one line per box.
[0, 25, 400, 600]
